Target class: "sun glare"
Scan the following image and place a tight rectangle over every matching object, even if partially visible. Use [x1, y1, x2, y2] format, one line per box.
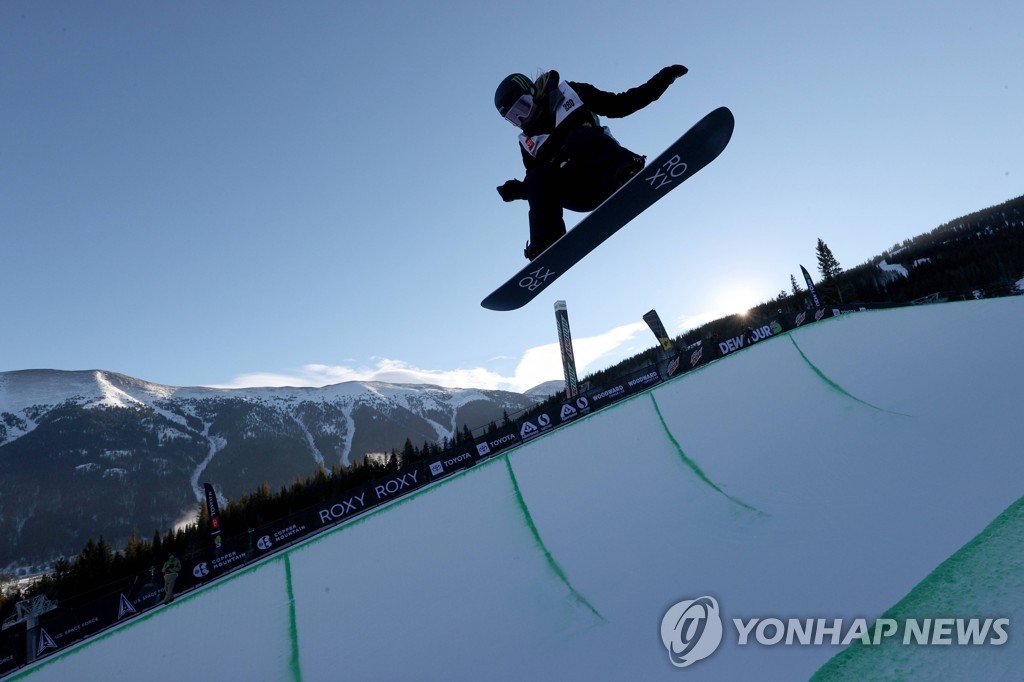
[714, 286, 760, 318]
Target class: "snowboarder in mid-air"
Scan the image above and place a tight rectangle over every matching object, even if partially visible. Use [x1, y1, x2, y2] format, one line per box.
[494, 65, 689, 260]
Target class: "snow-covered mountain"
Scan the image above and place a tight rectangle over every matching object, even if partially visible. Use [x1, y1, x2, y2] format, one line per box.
[0, 369, 550, 569]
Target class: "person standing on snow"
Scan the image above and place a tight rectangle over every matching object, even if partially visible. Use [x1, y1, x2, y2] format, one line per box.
[494, 65, 689, 260]
[161, 553, 181, 605]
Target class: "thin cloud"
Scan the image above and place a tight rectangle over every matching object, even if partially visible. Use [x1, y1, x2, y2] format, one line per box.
[212, 322, 651, 394]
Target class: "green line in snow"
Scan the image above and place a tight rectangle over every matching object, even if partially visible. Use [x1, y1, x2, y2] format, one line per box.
[650, 392, 764, 515]
[503, 455, 605, 623]
[788, 335, 912, 416]
[811, 494, 1024, 680]
[284, 554, 303, 682]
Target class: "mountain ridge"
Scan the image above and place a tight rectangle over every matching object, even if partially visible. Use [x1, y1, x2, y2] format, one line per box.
[0, 368, 552, 569]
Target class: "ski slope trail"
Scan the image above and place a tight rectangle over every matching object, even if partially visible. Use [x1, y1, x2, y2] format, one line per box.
[11, 297, 1024, 681]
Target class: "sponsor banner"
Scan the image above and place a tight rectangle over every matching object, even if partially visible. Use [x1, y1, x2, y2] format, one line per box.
[800, 264, 821, 307]
[273, 517, 313, 545]
[665, 353, 683, 378]
[472, 428, 520, 460]
[557, 395, 592, 424]
[204, 482, 223, 550]
[208, 547, 248, 575]
[660, 342, 707, 381]
[23, 568, 179, 664]
[828, 302, 902, 315]
[29, 625, 59, 661]
[317, 484, 373, 527]
[588, 381, 626, 407]
[368, 468, 426, 504]
[554, 301, 579, 398]
[428, 451, 475, 480]
[34, 605, 105, 657]
[712, 302, 896, 357]
[643, 309, 675, 352]
[518, 412, 554, 443]
[688, 343, 707, 370]
[717, 321, 785, 357]
[711, 300, 900, 355]
[626, 368, 662, 392]
[181, 542, 244, 592]
[174, 531, 251, 594]
[119, 582, 161, 617]
[117, 574, 164, 615]
[0, 629, 25, 675]
[786, 307, 827, 327]
[251, 514, 316, 558]
[314, 467, 429, 528]
[585, 364, 664, 409]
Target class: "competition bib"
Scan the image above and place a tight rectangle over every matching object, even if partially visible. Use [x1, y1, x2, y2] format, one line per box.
[518, 81, 584, 158]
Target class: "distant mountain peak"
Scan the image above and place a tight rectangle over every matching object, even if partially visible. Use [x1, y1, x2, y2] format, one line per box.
[0, 367, 547, 568]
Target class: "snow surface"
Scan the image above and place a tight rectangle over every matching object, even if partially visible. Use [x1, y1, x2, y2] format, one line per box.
[7, 297, 1024, 681]
[877, 259, 909, 278]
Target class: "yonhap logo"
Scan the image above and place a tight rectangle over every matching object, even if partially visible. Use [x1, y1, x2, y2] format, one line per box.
[660, 596, 723, 668]
[658, 595, 1009, 671]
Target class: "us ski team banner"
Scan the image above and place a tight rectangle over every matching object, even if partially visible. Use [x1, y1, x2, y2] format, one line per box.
[554, 301, 579, 398]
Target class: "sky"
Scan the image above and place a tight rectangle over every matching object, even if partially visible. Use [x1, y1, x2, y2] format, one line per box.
[2, 0, 1022, 392]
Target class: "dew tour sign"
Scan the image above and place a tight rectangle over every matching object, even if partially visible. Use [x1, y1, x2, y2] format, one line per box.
[716, 321, 783, 357]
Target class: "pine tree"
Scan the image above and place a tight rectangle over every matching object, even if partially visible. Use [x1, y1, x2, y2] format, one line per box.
[790, 274, 802, 296]
[402, 437, 416, 463]
[816, 238, 845, 303]
[151, 529, 163, 559]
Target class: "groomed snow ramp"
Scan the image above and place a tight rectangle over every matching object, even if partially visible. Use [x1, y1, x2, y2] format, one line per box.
[11, 297, 1024, 681]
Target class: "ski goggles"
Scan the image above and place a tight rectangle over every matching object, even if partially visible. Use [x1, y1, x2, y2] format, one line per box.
[502, 94, 535, 127]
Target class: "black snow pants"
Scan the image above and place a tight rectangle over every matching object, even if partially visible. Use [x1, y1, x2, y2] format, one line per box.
[523, 126, 644, 257]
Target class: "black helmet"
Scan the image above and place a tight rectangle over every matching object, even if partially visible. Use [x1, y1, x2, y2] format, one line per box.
[494, 73, 535, 119]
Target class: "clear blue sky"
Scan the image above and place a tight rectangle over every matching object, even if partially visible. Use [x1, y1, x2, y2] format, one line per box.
[3, 1, 1021, 391]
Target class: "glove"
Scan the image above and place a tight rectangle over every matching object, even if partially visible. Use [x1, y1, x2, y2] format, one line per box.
[497, 179, 526, 202]
[656, 64, 688, 85]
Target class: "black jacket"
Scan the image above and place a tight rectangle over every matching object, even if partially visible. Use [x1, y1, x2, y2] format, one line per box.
[518, 69, 677, 168]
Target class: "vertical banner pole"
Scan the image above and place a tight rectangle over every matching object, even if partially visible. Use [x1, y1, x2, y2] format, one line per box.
[554, 301, 579, 398]
[800, 264, 821, 307]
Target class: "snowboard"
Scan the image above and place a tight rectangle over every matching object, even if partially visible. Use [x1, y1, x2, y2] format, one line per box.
[481, 106, 735, 311]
